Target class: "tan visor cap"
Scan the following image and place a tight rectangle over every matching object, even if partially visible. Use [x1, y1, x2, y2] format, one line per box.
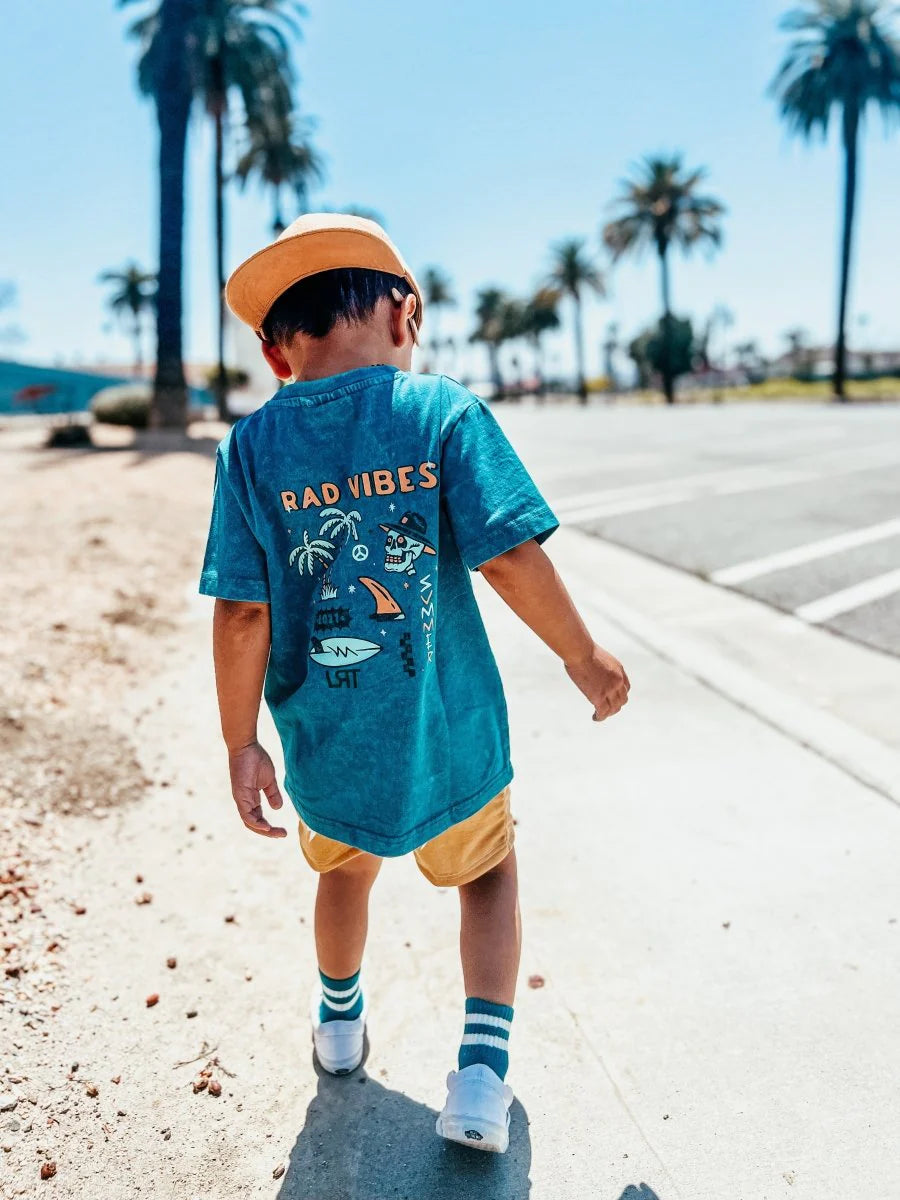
[225, 212, 424, 336]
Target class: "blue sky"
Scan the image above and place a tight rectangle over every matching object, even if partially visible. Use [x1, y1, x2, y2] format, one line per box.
[2, 0, 899, 379]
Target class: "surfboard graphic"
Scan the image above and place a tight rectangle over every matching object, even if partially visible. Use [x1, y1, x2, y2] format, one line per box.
[358, 575, 405, 621]
[309, 637, 382, 667]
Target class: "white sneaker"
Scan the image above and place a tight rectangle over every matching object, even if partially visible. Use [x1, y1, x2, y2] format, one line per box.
[309, 984, 367, 1075]
[435, 1064, 514, 1153]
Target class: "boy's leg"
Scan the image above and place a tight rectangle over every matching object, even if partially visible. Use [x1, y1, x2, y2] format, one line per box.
[315, 851, 382, 980]
[458, 848, 521, 1005]
[456, 848, 520, 1081]
[308, 852, 381, 1075]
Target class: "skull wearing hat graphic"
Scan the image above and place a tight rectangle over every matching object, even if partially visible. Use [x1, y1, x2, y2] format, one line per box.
[379, 511, 437, 576]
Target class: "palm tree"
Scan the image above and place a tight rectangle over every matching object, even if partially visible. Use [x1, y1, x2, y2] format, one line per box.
[235, 112, 323, 235]
[122, 0, 194, 428]
[124, 0, 307, 422]
[546, 239, 605, 403]
[470, 288, 512, 396]
[98, 263, 158, 376]
[289, 530, 335, 575]
[770, 1, 900, 400]
[420, 267, 455, 372]
[521, 287, 561, 396]
[318, 508, 361, 546]
[603, 155, 725, 403]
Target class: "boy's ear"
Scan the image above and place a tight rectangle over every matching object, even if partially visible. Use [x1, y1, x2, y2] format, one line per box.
[388, 289, 418, 349]
[261, 338, 293, 380]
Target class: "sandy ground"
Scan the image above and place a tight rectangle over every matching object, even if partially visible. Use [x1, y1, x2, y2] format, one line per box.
[0, 423, 247, 1198]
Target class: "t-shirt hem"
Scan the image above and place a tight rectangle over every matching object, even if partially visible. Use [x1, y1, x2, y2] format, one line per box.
[286, 762, 515, 858]
[198, 574, 270, 603]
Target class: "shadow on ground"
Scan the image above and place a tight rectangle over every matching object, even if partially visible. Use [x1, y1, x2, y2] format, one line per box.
[278, 1065, 532, 1200]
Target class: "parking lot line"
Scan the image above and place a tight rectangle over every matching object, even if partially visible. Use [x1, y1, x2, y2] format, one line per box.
[795, 568, 900, 624]
[711, 517, 900, 586]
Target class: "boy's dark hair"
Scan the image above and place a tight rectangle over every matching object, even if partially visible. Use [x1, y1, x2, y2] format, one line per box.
[261, 268, 414, 344]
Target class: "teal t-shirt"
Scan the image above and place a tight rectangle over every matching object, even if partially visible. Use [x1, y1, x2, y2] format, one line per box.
[199, 367, 558, 856]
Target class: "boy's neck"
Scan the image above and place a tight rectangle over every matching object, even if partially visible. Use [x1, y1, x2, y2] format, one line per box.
[284, 327, 409, 383]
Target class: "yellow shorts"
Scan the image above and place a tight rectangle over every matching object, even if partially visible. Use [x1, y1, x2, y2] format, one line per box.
[298, 786, 514, 887]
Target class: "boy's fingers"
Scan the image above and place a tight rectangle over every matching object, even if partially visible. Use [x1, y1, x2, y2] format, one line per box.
[262, 779, 284, 810]
[236, 792, 287, 838]
[243, 811, 287, 838]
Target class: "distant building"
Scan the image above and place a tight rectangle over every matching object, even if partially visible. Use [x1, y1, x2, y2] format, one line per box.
[767, 347, 900, 379]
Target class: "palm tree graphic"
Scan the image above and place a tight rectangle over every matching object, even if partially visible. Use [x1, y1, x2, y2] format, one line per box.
[289, 531, 335, 575]
[319, 508, 362, 546]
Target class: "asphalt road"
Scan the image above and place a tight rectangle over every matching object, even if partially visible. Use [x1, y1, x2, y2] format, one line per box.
[497, 400, 900, 658]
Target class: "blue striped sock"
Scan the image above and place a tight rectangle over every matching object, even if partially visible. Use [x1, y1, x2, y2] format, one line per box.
[318, 968, 363, 1024]
[458, 997, 513, 1080]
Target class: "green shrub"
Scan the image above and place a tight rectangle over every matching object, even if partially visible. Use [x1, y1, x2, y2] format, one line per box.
[203, 365, 250, 390]
[91, 384, 151, 428]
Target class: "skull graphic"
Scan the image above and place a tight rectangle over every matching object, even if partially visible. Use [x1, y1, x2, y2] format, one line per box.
[379, 510, 437, 576]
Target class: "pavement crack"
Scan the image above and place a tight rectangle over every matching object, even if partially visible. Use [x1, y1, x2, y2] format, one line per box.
[550, 986, 685, 1200]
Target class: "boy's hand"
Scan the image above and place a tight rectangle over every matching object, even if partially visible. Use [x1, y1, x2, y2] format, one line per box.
[228, 742, 287, 838]
[564, 643, 630, 722]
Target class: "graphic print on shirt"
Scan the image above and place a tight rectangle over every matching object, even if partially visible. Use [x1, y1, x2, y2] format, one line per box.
[284, 464, 439, 686]
[357, 576, 406, 621]
[379, 511, 437, 576]
[419, 573, 435, 663]
[399, 631, 416, 677]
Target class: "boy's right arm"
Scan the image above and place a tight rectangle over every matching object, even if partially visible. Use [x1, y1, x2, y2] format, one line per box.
[478, 539, 630, 722]
[213, 598, 287, 838]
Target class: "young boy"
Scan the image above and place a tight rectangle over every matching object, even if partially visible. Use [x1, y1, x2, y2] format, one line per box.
[200, 214, 629, 1154]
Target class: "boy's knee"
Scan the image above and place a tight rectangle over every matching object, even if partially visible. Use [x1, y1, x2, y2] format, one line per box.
[460, 847, 517, 893]
[326, 851, 382, 885]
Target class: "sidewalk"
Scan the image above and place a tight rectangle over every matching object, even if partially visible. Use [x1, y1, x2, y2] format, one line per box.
[7, 522, 900, 1198]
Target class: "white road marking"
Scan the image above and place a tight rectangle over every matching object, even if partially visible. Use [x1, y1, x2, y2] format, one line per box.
[712, 517, 900, 585]
[551, 445, 900, 525]
[795, 568, 900, 624]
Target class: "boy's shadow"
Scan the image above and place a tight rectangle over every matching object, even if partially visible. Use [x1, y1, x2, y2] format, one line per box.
[277, 1058, 532, 1200]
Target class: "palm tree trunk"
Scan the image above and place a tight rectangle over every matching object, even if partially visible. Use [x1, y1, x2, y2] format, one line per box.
[533, 335, 545, 400]
[834, 103, 859, 402]
[213, 103, 229, 421]
[658, 243, 675, 404]
[488, 343, 503, 398]
[133, 312, 143, 378]
[573, 292, 587, 403]
[152, 0, 193, 430]
[272, 186, 285, 236]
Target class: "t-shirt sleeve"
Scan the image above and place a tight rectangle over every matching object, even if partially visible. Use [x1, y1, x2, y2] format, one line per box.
[440, 396, 559, 570]
[199, 445, 270, 603]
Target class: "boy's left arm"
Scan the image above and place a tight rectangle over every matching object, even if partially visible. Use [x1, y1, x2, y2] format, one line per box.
[478, 539, 630, 722]
[213, 599, 287, 839]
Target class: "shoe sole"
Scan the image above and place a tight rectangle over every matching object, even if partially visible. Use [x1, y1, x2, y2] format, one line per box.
[435, 1113, 509, 1154]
